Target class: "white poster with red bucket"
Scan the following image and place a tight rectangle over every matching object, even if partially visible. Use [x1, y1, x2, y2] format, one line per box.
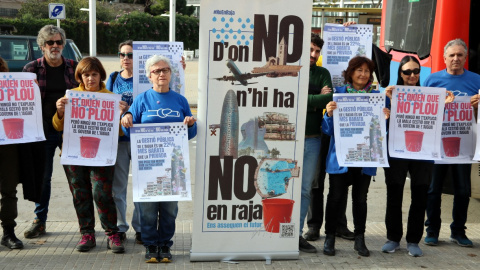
[60, 90, 121, 166]
[191, 0, 311, 261]
[437, 96, 476, 164]
[388, 86, 446, 160]
[332, 93, 389, 167]
[0, 72, 45, 145]
[129, 123, 192, 202]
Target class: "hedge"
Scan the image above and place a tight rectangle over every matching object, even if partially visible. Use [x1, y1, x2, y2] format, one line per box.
[0, 11, 199, 55]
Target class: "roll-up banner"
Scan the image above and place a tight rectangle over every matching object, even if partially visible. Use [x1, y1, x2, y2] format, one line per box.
[191, 0, 311, 261]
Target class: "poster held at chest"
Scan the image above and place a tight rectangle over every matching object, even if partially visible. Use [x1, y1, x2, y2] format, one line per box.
[0, 72, 45, 144]
[130, 123, 192, 202]
[437, 96, 476, 163]
[192, 0, 311, 261]
[322, 23, 373, 87]
[132, 41, 185, 98]
[388, 86, 446, 160]
[61, 90, 121, 166]
[332, 93, 388, 167]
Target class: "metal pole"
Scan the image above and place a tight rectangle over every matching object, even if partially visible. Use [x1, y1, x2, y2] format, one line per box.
[320, 9, 325, 39]
[57, 19, 60, 28]
[169, 0, 176, 42]
[89, 0, 97, 56]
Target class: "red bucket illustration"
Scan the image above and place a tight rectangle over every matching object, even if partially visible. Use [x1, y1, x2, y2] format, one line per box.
[262, 198, 294, 233]
[404, 131, 424, 152]
[2, 118, 24, 139]
[80, 136, 101, 158]
[442, 137, 461, 157]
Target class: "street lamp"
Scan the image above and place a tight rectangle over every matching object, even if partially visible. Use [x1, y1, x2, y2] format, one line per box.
[79, 0, 97, 56]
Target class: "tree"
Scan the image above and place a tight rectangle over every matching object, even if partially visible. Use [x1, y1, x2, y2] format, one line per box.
[18, 0, 115, 21]
[149, 0, 195, 16]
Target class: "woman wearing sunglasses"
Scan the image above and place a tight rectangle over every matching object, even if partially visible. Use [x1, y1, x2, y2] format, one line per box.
[105, 40, 143, 244]
[382, 55, 453, 257]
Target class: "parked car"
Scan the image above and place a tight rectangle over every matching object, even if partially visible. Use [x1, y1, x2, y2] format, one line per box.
[0, 35, 82, 71]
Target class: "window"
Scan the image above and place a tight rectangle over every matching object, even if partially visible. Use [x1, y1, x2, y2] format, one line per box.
[383, 0, 437, 59]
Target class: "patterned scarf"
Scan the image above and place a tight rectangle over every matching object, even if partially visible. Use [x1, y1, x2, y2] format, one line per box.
[346, 81, 374, 93]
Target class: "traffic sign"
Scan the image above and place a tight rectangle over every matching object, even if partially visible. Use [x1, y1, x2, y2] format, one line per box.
[49, 3, 66, 20]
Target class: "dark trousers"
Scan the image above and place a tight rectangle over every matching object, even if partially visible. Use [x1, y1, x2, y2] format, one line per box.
[63, 165, 118, 235]
[0, 145, 19, 229]
[306, 132, 348, 232]
[35, 131, 62, 223]
[325, 168, 371, 236]
[425, 164, 471, 236]
[384, 159, 432, 243]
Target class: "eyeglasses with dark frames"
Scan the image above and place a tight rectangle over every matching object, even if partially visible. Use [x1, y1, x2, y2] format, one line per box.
[118, 52, 133, 59]
[401, 68, 420, 76]
[150, 68, 171, 75]
[45, 40, 63, 46]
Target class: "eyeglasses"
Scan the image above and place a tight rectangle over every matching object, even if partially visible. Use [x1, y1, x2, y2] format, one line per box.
[45, 39, 63, 46]
[118, 52, 133, 59]
[401, 68, 420, 76]
[150, 68, 171, 75]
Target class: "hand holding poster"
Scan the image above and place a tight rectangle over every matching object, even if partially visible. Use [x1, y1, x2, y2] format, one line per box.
[0, 72, 45, 144]
[438, 96, 476, 163]
[332, 93, 388, 167]
[133, 42, 185, 98]
[322, 23, 373, 87]
[61, 90, 121, 166]
[388, 86, 446, 160]
[130, 123, 192, 202]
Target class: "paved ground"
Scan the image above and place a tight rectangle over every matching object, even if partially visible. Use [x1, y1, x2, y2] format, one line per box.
[2, 56, 480, 269]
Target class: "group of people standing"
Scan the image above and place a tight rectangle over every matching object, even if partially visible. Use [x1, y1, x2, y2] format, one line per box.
[0, 24, 196, 263]
[1, 22, 480, 263]
[300, 30, 480, 258]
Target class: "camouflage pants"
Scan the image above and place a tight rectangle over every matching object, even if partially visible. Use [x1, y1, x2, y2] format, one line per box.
[63, 165, 118, 235]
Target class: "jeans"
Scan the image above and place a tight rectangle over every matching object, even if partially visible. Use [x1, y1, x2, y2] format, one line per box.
[64, 165, 118, 235]
[0, 145, 19, 228]
[112, 141, 141, 233]
[425, 164, 471, 236]
[34, 131, 62, 223]
[138, 201, 178, 247]
[325, 168, 371, 236]
[384, 159, 432, 243]
[299, 137, 322, 234]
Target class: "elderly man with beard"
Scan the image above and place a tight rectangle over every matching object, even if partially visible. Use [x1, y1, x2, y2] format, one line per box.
[22, 25, 79, 239]
[298, 33, 333, 253]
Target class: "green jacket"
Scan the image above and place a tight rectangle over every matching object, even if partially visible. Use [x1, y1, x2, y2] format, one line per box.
[305, 65, 333, 136]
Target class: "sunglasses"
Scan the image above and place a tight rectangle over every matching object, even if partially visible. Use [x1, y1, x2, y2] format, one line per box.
[150, 68, 171, 75]
[45, 39, 63, 46]
[401, 68, 420, 76]
[118, 52, 133, 59]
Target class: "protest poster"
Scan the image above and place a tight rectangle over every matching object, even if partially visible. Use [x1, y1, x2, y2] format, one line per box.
[388, 86, 445, 160]
[132, 41, 185, 98]
[60, 90, 121, 166]
[192, 0, 311, 261]
[130, 123, 192, 202]
[332, 93, 388, 167]
[437, 96, 476, 163]
[322, 23, 373, 87]
[0, 73, 45, 145]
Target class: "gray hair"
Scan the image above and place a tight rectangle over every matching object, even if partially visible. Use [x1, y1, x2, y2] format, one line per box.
[145, 55, 172, 78]
[37, 25, 66, 49]
[444, 38, 468, 57]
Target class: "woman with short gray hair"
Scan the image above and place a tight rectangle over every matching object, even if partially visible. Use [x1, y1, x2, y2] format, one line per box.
[121, 54, 196, 263]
